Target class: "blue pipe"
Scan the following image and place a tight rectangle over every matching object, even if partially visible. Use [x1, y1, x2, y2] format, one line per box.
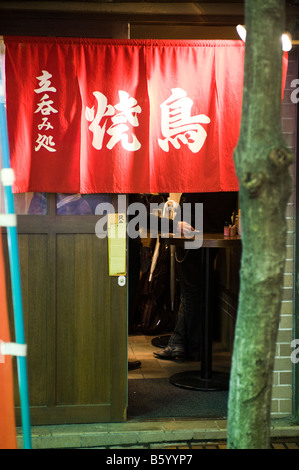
[0, 68, 32, 449]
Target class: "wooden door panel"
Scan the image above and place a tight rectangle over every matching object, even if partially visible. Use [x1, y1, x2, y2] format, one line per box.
[2, 226, 127, 425]
[56, 234, 111, 406]
[55, 233, 127, 421]
[4, 234, 49, 408]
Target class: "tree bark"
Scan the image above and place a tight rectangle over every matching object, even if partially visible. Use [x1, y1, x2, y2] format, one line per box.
[227, 0, 293, 449]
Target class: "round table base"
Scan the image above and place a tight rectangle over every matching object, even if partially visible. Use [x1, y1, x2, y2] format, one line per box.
[169, 370, 229, 391]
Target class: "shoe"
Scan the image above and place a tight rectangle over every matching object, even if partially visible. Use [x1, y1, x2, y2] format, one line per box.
[128, 360, 141, 370]
[153, 345, 185, 362]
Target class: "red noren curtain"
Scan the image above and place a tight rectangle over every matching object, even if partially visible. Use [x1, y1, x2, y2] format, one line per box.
[4, 37, 288, 194]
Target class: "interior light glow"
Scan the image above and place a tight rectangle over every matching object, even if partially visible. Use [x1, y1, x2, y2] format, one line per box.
[236, 25, 292, 52]
[236, 24, 246, 42]
[282, 32, 292, 52]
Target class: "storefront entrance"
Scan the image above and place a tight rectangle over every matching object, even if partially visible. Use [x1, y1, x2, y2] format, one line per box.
[0, 2, 297, 428]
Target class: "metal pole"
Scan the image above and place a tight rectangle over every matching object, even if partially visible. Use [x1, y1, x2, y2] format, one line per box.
[0, 45, 32, 450]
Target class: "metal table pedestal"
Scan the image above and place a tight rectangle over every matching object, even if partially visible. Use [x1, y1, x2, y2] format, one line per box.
[166, 234, 241, 391]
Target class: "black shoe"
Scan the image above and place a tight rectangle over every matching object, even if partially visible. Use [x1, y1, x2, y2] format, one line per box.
[153, 346, 185, 362]
[128, 360, 141, 370]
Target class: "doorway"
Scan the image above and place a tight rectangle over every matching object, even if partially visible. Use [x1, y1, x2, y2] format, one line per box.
[127, 194, 241, 420]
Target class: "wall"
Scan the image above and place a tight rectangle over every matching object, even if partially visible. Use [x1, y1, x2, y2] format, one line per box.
[272, 51, 297, 417]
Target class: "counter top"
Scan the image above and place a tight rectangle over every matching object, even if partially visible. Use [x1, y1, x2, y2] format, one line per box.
[161, 232, 242, 248]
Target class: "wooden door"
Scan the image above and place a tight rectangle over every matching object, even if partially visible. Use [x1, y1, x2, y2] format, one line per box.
[3, 194, 128, 425]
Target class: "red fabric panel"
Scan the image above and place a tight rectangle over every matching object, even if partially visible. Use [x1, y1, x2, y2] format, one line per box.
[77, 41, 150, 193]
[147, 41, 243, 192]
[5, 37, 81, 193]
[4, 37, 288, 194]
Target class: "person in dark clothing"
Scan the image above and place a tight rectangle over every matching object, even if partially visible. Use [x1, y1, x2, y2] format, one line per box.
[153, 191, 238, 362]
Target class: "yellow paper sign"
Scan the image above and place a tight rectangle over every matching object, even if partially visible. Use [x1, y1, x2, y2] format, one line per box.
[108, 213, 126, 276]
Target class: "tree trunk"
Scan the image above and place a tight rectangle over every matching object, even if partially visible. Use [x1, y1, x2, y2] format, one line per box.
[227, 0, 293, 449]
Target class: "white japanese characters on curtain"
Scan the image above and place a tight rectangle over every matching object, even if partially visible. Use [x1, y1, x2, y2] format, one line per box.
[4, 37, 287, 194]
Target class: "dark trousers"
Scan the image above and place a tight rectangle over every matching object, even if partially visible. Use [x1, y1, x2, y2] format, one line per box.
[168, 247, 203, 356]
